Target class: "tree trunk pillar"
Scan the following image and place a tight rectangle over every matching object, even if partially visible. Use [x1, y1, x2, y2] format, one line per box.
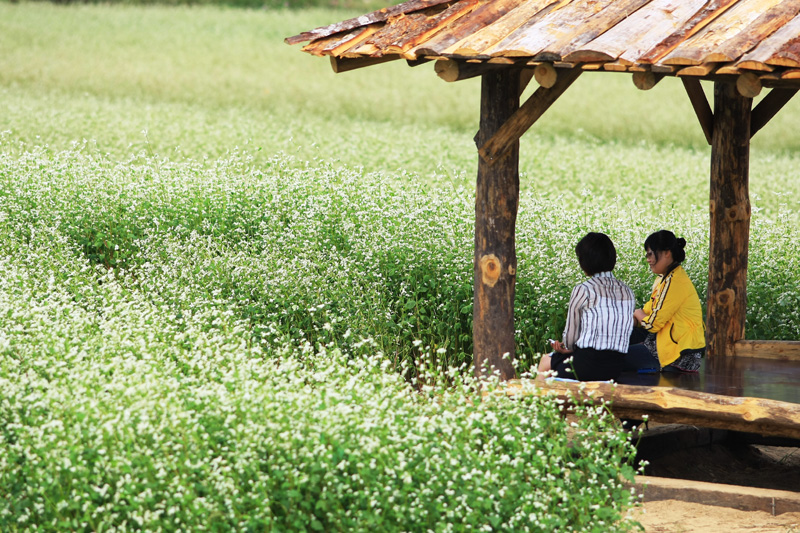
[707, 81, 752, 358]
[473, 70, 520, 380]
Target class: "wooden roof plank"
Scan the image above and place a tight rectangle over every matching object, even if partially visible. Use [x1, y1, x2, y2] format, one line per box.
[303, 25, 380, 57]
[602, 61, 629, 72]
[565, 0, 712, 64]
[384, 0, 484, 55]
[486, 0, 629, 58]
[288, 0, 800, 89]
[367, 13, 431, 53]
[745, 12, 800, 68]
[735, 60, 775, 71]
[551, 0, 658, 59]
[716, 64, 742, 74]
[662, 0, 785, 65]
[703, 0, 800, 64]
[443, 0, 558, 56]
[285, 0, 454, 45]
[638, 0, 740, 64]
[676, 63, 718, 76]
[364, 2, 482, 56]
[330, 55, 401, 73]
[410, 0, 535, 57]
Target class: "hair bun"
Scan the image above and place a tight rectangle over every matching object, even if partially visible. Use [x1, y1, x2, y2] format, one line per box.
[677, 237, 687, 249]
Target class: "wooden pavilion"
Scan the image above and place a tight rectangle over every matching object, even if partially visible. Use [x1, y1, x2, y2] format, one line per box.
[287, 0, 800, 440]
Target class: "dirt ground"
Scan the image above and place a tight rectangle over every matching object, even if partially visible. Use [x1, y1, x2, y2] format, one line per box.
[632, 500, 800, 532]
[629, 433, 800, 532]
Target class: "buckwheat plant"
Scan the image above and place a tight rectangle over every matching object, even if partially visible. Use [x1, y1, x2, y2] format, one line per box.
[1, 138, 796, 530]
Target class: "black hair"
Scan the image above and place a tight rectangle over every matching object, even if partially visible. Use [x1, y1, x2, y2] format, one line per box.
[644, 230, 687, 264]
[575, 232, 617, 275]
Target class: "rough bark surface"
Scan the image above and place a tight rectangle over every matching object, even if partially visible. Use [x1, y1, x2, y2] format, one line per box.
[473, 70, 520, 381]
[707, 81, 752, 358]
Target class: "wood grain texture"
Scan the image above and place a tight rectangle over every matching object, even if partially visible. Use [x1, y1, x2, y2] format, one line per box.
[473, 70, 520, 381]
[662, 0, 784, 65]
[739, 11, 800, 68]
[566, 0, 711, 64]
[285, 0, 454, 45]
[632, 71, 664, 90]
[411, 0, 533, 57]
[289, 0, 800, 89]
[734, 339, 800, 359]
[493, 378, 800, 439]
[682, 78, 714, 144]
[444, 0, 558, 56]
[707, 81, 752, 358]
[639, 0, 740, 64]
[487, 0, 625, 58]
[706, 1, 800, 63]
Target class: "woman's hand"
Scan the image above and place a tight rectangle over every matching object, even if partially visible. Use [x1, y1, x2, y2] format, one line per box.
[633, 308, 646, 322]
[550, 340, 573, 354]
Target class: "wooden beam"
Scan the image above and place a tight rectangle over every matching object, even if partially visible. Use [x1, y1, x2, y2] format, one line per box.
[519, 67, 535, 95]
[734, 340, 800, 360]
[434, 59, 511, 82]
[478, 67, 582, 165]
[406, 58, 431, 67]
[750, 88, 799, 138]
[682, 78, 714, 145]
[495, 379, 800, 440]
[473, 69, 520, 381]
[330, 55, 399, 73]
[533, 62, 557, 88]
[736, 72, 762, 98]
[632, 71, 664, 91]
[707, 81, 752, 358]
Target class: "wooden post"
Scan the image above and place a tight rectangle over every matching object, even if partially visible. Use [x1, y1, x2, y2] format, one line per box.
[473, 69, 520, 380]
[707, 81, 752, 358]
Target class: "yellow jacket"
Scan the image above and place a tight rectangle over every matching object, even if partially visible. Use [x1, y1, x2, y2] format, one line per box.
[641, 265, 706, 367]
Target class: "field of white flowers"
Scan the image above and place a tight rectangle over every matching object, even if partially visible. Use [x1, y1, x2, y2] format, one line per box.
[2, 3, 800, 531]
[0, 142, 648, 531]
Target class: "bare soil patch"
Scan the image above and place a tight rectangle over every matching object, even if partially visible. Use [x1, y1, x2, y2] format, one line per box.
[642, 442, 800, 492]
[629, 424, 800, 531]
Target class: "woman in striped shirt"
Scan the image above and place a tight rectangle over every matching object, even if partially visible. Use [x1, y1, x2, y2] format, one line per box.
[537, 232, 636, 382]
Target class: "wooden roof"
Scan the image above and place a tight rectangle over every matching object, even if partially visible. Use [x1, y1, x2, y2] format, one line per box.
[286, 0, 800, 88]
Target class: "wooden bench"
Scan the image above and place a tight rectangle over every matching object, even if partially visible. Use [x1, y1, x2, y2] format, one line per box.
[499, 353, 800, 440]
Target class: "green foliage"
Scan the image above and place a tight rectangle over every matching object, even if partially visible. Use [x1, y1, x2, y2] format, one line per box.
[0, 155, 643, 528]
[18, 0, 392, 10]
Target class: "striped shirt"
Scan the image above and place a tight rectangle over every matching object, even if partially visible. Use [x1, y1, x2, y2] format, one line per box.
[562, 271, 635, 353]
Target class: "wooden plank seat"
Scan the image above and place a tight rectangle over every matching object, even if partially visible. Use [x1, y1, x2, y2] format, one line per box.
[616, 355, 800, 405]
[497, 355, 800, 440]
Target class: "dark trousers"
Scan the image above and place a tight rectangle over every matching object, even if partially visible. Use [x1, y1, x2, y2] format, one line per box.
[550, 347, 625, 382]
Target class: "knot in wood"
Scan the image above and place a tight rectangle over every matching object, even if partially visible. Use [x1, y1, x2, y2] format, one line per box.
[508, 264, 516, 276]
[726, 205, 750, 222]
[716, 288, 736, 308]
[479, 254, 502, 287]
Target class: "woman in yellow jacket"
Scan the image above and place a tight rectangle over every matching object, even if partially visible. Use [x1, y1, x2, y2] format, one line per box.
[626, 230, 706, 373]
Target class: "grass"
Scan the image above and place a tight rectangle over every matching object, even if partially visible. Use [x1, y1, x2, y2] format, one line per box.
[2, 2, 799, 213]
[1, 2, 800, 530]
